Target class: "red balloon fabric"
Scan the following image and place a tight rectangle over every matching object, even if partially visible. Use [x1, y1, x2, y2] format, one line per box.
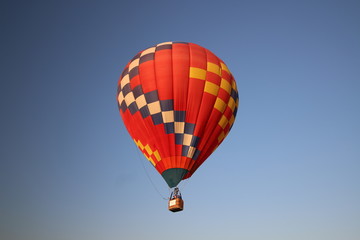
[117, 42, 239, 188]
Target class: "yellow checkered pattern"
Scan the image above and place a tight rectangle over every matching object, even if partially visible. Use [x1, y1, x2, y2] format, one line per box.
[134, 139, 162, 166]
[189, 61, 239, 143]
[189, 61, 234, 98]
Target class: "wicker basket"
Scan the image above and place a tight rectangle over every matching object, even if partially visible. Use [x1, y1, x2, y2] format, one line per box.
[168, 198, 184, 212]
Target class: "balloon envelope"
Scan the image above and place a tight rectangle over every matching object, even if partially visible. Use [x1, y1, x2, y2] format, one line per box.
[117, 42, 239, 188]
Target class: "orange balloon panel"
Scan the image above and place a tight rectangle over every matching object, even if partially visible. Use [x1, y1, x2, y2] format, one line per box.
[117, 42, 239, 188]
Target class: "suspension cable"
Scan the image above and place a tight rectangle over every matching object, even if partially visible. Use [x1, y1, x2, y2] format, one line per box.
[133, 145, 168, 200]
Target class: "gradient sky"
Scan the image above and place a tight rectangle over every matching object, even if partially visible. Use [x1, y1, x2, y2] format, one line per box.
[1, 0, 360, 240]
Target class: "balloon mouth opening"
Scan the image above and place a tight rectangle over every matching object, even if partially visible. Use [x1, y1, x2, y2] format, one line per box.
[161, 168, 188, 188]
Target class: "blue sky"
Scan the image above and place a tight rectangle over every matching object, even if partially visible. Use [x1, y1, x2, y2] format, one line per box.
[1, 0, 360, 239]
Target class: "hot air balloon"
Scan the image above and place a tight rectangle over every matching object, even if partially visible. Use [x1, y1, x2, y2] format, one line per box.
[117, 42, 239, 212]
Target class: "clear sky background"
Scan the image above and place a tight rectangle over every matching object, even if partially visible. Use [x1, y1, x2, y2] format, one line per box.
[1, 0, 360, 240]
